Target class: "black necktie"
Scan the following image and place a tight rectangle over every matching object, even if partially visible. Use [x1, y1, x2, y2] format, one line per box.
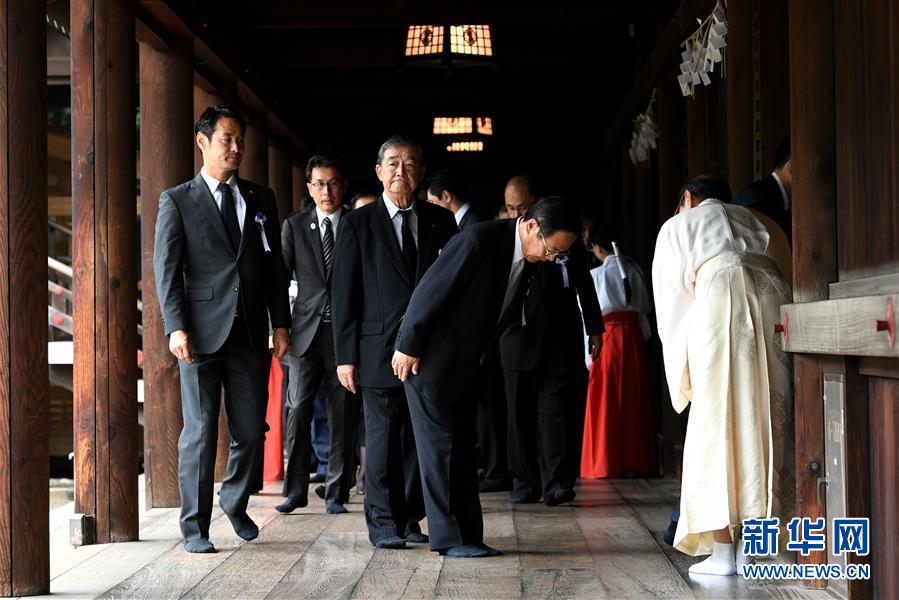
[400, 209, 417, 280]
[218, 182, 241, 252]
[321, 217, 334, 322]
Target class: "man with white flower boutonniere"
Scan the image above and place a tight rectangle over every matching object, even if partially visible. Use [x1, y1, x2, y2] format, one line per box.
[153, 105, 291, 554]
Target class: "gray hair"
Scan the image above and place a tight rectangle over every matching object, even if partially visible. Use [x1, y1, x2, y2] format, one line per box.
[376, 135, 423, 165]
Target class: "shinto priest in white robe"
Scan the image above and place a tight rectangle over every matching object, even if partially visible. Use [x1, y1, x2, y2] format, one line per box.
[652, 198, 795, 557]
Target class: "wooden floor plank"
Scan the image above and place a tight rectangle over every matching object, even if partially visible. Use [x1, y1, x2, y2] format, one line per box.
[184, 512, 332, 599]
[433, 495, 521, 599]
[576, 479, 693, 599]
[265, 519, 375, 600]
[97, 501, 279, 600]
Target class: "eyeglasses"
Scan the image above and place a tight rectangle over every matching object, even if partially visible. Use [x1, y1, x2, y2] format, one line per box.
[310, 180, 343, 191]
[538, 227, 568, 258]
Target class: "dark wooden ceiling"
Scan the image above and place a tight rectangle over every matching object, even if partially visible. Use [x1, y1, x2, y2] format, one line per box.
[60, 0, 681, 213]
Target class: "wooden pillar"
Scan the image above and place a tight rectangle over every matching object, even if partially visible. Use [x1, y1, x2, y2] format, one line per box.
[71, 0, 139, 543]
[759, 0, 791, 174]
[268, 139, 292, 222]
[241, 119, 268, 186]
[788, 0, 837, 582]
[0, 2, 49, 594]
[192, 86, 223, 174]
[687, 82, 723, 177]
[139, 40, 193, 508]
[725, 0, 755, 192]
[292, 161, 306, 214]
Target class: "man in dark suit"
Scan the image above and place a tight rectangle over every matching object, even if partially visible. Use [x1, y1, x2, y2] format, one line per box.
[154, 105, 291, 553]
[733, 136, 792, 243]
[277, 155, 360, 515]
[332, 135, 457, 549]
[501, 241, 603, 506]
[392, 197, 584, 557]
[424, 170, 484, 230]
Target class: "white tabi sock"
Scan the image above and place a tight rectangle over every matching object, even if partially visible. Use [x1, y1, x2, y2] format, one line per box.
[688, 542, 736, 576]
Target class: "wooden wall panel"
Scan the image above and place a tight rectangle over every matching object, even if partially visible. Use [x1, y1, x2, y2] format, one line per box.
[139, 40, 193, 509]
[869, 377, 899, 599]
[757, 0, 791, 176]
[725, 0, 755, 192]
[0, 0, 49, 593]
[655, 75, 685, 225]
[834, 0, 899, 280]
[241, 120, 268, 186]
[686, 81, 723, 177]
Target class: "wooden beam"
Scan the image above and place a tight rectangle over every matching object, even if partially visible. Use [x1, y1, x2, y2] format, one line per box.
[780, 295, 899, 356]
[268, 140, 292, 223]
[788, 0, 837, 585]
[0, 1, 50, 594]
[139, 39, 193, 509]
[71, 0, 139, 544]
[241, 118, 268, 186]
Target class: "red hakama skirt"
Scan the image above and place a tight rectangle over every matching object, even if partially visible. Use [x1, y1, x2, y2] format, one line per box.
[580, 311, 656, 478]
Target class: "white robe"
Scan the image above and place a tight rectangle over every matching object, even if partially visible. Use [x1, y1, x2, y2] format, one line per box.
[652, 199, 795, 557]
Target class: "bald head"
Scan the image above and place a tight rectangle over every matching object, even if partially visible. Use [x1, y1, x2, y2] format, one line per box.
[504, 175, 537, 219]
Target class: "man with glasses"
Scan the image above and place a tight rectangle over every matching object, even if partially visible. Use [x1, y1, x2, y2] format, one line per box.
[391, 197, 586, 558]
[277, 155, 359, 515]
[500, 202, 603, 507]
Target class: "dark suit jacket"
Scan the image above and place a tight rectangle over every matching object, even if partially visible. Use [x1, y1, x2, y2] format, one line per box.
[733, 174, 792, 242]
[153, 173, 290, 355]
[332, 197, 457, 388]
[457, 206, 485, 231]
[396, 219, 533, 404]
[281, 208, 339, 356]
[500, 241, 603, 371]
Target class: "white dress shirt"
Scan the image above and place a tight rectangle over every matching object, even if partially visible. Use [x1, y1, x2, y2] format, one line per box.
[771, 171, 790, 210]
[454, 202, 472, 226]
[499, 218, 525, 318]
[382, 192, 418, 249]
[201, 169, 246, 232]
[315, 206, 342, 242]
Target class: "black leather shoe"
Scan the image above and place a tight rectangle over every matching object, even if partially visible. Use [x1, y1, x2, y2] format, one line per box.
[509, 493, 541, 504]
[314, 484, 326, 500]
[478, 477, 512, 493]
[184, 538, 216, 553]
[439, 544, 492, 558]
[275, 495, 308, 514]
[544, 488, 576, 507]
[404, 532, 429, 543]
[309, 473, 326, 483]
[374, 536, 407, 549]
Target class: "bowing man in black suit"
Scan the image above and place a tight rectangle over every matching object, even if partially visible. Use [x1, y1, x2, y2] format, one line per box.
[501, 240, 603, 506]
[733, 136, 792, 243]
[154, 106, 291, 553]
[277, 155, 360, 515]
[332, 136, 457, 549]
[424, 170, 484, 231]
[392, 197, 584, 558]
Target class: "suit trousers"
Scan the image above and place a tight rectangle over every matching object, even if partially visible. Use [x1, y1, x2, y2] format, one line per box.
[476, 344, 509, 483]
[177, 317, 270, 543]
[362, 385, 424, 544]
[504, 347, 571, 499]
[283, 322, 349, 499]
[404, 380, 484, 551]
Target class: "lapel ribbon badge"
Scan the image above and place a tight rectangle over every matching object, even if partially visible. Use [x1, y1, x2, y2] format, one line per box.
[255, 211, 272, 253]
